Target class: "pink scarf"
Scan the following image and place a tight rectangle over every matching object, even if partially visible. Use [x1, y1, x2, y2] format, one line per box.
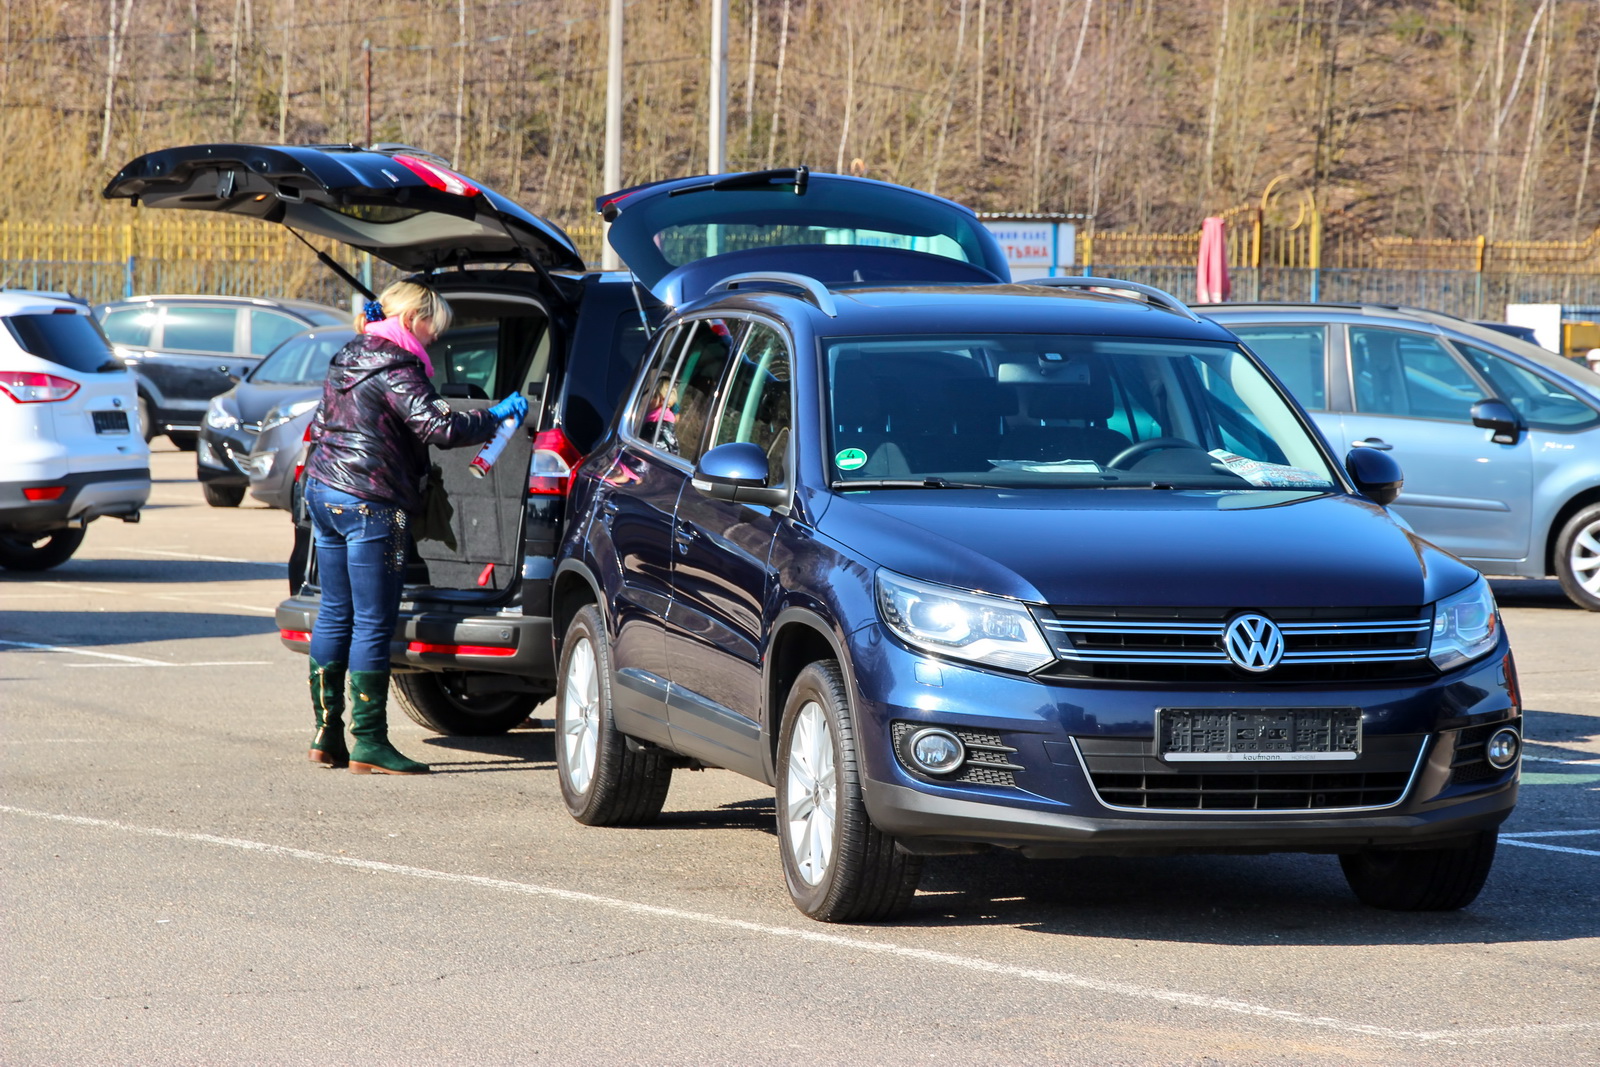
[363, 316, 435, 377]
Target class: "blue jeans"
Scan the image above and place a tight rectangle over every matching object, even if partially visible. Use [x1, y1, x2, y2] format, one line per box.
[306, 479, 409, 673]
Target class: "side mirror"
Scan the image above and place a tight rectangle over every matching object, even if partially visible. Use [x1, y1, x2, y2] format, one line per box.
[1345, 447, 1404, 507]
[1471, 399, 1523, 445]
[692, 441, 786, 508]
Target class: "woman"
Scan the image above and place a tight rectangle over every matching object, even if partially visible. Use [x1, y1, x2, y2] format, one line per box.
[304, 280, 527, 775]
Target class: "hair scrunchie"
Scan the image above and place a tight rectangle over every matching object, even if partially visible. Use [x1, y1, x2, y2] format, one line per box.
[363, 299, 386, 323]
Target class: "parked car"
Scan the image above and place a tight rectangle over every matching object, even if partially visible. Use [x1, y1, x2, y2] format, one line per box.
[1474, 320, 1541, 346]
[1198, 303, 1600, 611]
[197, 325, 354, 508]
[0, 289, 149, 570]
[94, 293, 345, 450]
[550, 274, 1520, 921]
[102, 146, 1007, 735]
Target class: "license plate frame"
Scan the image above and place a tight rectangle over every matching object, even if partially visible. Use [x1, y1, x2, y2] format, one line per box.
[92, 410, 130, 434]
[1157, 708, 1361, 762]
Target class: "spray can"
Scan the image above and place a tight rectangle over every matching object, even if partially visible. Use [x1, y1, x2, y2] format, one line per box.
[469, 416, 519, 478]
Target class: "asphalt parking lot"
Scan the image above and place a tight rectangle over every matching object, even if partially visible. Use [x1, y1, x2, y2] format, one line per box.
[2, 445, 1597, 1066]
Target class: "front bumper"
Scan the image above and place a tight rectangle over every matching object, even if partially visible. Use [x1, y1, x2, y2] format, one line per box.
[275, 594, 555, 679]
[848, 626, 1521, 857]
[196, 428, 253, 483]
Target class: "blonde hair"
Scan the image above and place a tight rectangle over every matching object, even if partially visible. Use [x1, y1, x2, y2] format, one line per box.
[362, 280, 452, 334]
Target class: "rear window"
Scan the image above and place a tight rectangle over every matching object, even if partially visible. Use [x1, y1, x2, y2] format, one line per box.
[563, 308, 657, 453]
[251, 329, 354, 384]
[101, 307, 158, 348]
[4, 313, 120, 373]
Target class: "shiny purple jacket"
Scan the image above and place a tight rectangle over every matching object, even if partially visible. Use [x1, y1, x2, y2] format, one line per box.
[305, 334, 499, 512]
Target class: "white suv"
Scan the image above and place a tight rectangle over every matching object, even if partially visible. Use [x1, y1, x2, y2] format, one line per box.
[0, 290, 150, 570]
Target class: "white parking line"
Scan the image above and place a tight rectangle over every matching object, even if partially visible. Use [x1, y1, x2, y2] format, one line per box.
[100, 547, 286, 567]
[1524, 755, 1600, 765]
[1, 805, 1594, 1048]
[1501, 829, 1600, 857]
[0, 640, 268, 670]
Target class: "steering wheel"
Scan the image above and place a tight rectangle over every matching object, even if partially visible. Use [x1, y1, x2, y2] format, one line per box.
[1106, 437, 1204, 470]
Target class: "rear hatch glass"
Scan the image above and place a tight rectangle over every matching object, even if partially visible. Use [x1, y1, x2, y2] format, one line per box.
[598, 168, 1009, 303]
[4, 313, 122, 373]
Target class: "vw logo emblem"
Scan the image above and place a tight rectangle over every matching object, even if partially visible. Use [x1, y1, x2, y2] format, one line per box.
[1223, 613, 1284, 672]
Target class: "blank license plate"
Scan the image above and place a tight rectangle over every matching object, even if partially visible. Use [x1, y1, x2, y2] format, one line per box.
[1158, 708, 1361, 762]
[92, 410, 130, 434]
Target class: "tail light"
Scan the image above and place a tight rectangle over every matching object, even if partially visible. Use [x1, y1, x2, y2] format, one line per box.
[0, 371, 79, 403]
[23, 486, 66, 501]
[293, 423, 313, 484]
[528, 428, 583, 496]
[392, 154, 480, 197]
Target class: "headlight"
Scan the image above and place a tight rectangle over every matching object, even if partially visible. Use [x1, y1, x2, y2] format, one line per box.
[205, 396, 239, 430]
[1429, 577, 1500, 671]
[875, 569, 1054, 672]
[260, 398, 320, 433]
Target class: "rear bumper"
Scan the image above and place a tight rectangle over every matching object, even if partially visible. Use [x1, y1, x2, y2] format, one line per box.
[275, 594, 555, 678]
[0, 469, 150, 531]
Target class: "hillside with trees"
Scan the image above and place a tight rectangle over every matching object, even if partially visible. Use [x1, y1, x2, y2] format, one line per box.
[3, 0, 1597, 241]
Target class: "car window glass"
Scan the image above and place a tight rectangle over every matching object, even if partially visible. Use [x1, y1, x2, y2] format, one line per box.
[100, 307, 157, 348]
[162, 307, 238, 353]
[711, 322, 792, 487]
[1350, 327, 1480, 421]
[249, 310, 305, 356]
[4, 313, 119, 374]
[661, 319, 744, 462]
[626, 323, 686, 448]
[1456, 343, 1600, 433]
[250, 330, 353, 384]
[1227, 325, 1327, 410]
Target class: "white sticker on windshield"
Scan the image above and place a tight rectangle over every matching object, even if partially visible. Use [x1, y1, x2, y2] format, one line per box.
[1208, 449, 1331, 488]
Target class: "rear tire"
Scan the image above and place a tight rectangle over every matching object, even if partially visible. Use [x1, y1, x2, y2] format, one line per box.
[392, 671, 545, 735]
[776, 660, 923, 922]
[137, 395, 155, 442]
[202, 482, 245, 508]
[555, 605, 672, 825]
[1553, 503, 1600, 611]
[1339, 830, 1498, 911]
[0, 527, 87, 571]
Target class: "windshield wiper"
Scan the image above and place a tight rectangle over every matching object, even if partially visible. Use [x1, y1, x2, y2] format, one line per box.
[831, 477, 1000, 490]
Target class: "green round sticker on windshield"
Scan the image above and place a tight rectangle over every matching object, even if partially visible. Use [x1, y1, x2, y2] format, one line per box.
[835, 447, 868, 471]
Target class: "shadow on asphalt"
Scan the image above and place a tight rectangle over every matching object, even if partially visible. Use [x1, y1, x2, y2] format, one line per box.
[1490, 576, 1578, 609]
[0, 557, 286, 585]
[0, 609, 278, 646]
[419, 728, 556, 773]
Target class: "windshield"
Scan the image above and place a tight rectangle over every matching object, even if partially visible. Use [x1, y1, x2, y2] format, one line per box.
[251, 328, 354, 384]
[826, 334, 1339, 491]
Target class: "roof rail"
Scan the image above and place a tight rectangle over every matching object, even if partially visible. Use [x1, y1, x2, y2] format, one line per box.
[707, 271, 838, 317]
[1021, 276, 1201, 322]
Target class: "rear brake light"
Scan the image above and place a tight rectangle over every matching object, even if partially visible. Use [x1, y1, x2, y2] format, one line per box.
[279, 629, 311, 642]
[0, 371, 79, 403]
[294, 422, 313, 484]
[392, 154, 480, 197]
[23, 486, 66, 501]
[406, 641, 516, 657]
[528, 428, 583, 496]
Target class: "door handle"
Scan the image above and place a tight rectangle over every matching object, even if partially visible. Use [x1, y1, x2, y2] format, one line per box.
[673, 523, 697, 551]
[1352, 438, 1393, 451]
[601, 498, 620, 516]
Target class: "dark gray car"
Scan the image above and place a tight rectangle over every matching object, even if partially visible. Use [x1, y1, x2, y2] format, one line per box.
[195, 326, 353, 507]
[95, 294, 345, 450]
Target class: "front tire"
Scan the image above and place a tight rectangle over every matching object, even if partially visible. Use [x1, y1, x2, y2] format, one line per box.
[776, 661, 923, 922]
[169, 431, 198, 452]
[0, 527, 87, 571]
[202, 482, 245, 508]
[555, 605, 672, 825]
[1339, 830, 1498, 911]
[393, 671, 545, 735]
[1554, 503, 1600, 611]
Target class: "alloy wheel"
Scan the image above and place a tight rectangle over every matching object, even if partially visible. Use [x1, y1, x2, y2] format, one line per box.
[784, 700, 838, 887]
[561, 636, 600, 795]
[1570, 516, 1600, 598]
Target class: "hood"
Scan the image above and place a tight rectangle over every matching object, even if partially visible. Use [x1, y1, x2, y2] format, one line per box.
[103, 144, 584, 274]
[232, 381, 320, 425]
[816, 489, 1478, 609]
[596, 167, 1009, 304]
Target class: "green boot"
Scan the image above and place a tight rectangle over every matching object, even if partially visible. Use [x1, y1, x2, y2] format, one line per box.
[308, 658, 349, 767]
[347, 669, 429, 775]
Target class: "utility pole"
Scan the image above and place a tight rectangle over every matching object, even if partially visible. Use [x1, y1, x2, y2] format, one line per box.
[602, 0, 624, 270]
[362, 40, 372, 147]
[709, 0, 729, 174]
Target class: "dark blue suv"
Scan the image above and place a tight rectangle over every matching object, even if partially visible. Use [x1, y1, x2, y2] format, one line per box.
[552, 257, 1520, 925]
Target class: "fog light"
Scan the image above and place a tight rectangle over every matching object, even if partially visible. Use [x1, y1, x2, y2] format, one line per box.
[1485, 727, 1520, 769]
[908, 727, 965, 775]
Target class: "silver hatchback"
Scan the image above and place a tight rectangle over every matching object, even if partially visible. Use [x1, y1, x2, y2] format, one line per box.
[1201, 303, 1600, 610]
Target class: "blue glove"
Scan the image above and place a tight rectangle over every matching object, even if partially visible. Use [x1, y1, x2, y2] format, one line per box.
[487, 392, 529, 425]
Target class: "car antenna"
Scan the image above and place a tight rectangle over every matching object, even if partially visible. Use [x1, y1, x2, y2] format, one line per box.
[284, 226, 376, 302]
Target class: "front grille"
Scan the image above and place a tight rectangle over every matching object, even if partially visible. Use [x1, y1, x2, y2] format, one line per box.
[1075, 735, 1423, 812]
[92, 410, 129, 433]
[891, 722, 1023, 788]
[1038, 605, 1434, 684]
[1450, 719, 1518, 784]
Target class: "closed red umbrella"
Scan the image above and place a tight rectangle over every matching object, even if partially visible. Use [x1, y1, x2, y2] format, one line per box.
[1196, 216, 1230, 304]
